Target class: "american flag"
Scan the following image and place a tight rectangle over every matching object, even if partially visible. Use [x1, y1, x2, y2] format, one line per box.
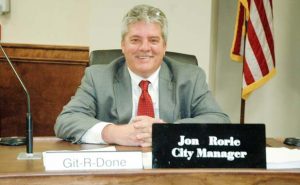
[231, 0, 276, 100]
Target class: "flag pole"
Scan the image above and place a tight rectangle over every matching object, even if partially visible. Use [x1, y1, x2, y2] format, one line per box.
[240, 99, 245, 124]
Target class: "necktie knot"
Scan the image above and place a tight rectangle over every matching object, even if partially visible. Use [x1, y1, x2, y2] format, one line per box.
[139, 80, 150, 91]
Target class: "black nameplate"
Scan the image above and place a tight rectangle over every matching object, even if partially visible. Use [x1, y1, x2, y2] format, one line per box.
[152, 124, 266, 168]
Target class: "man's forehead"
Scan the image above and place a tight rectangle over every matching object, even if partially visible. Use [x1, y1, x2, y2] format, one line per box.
[126, 23, 163, 37]
[128, 21, 161, 31]
[128, 34, 161, 38]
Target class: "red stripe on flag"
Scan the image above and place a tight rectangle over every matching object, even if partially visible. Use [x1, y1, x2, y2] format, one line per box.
[254, 0, 275, 64]
[233, 4, 245, 55]
[247, 20, 270, 76]
[243, 58, 255, 85]
[247, 0, 252, 9]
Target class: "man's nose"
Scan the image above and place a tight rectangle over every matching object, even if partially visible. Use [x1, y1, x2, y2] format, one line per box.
[139, 40, 150, 51]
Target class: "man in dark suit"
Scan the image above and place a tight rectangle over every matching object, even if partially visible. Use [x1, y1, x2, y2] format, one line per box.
[54, 4, 230, 147]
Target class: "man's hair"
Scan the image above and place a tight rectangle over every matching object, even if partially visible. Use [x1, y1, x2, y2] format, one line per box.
[121, 4, 168, 43]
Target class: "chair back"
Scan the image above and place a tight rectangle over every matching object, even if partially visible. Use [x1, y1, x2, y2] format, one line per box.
[89, 49, 198, 66]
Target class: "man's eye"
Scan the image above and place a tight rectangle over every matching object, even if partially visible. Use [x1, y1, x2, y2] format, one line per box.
[150, 39, 159, 44]
[130, 39, 139, 43]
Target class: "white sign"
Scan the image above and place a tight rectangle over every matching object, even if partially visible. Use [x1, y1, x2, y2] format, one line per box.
[43, 151, 143, 171]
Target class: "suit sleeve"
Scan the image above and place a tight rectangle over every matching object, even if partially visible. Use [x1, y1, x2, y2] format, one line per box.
[176, 68, 231, 124]
[54, 67, 101, 143]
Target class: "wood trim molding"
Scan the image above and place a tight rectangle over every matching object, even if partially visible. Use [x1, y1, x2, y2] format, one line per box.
[0, 43, 89, 65]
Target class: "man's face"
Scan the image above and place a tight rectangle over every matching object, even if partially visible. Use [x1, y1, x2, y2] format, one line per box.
[121, 21, 167, 78]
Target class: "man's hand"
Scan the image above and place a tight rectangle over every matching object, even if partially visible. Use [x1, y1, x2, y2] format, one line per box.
[102, 116, 165, 147]
[131, 116, 165, 147]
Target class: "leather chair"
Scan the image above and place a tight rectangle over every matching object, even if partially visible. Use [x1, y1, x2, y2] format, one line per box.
[89, 49, 198, 66]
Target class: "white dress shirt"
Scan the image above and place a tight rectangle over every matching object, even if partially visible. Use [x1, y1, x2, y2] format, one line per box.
[81, 66, 160, 144]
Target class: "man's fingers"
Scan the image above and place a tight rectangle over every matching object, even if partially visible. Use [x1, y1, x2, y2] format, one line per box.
[140, 142, 152, 147]
[131, 116, 149, 123]
[132, 117, 164, 128]
[137, 134, 152, 147]
[136, 132, 151, 140]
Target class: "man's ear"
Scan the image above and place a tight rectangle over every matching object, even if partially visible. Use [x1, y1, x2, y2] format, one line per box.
[121, 41, 125, 54]
[163, 42, 167, 55]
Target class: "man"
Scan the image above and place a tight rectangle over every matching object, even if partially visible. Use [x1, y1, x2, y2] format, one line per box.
[54, 4, 230, 147]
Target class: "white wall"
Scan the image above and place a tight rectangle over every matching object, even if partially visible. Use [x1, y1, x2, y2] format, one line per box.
[0, 0, 89, 45]
[215, 0, 300, 137]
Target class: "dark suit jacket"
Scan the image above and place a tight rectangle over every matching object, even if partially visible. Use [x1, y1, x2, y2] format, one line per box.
[55, 56, 230, 143]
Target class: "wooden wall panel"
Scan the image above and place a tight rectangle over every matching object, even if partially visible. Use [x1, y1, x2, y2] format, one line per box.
[0, 43, 89, 137]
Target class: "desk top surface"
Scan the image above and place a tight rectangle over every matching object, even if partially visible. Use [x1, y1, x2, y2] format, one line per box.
[0, 137, 299, 177]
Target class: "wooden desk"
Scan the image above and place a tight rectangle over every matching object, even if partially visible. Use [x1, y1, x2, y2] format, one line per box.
[0, 137, 299, 185]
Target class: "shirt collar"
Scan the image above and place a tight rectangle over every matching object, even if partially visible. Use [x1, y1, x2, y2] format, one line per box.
[127, 66, 161, 87]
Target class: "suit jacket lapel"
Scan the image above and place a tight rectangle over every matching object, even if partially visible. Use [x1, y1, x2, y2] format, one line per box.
[114, 62, 132, 123]
[159, 62, 176, 122]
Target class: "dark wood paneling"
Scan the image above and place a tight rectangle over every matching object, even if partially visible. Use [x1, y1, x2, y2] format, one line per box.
[0, 43, 89, 136]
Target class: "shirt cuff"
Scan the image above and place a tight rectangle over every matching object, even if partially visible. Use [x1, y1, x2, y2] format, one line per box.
[81, 122, 112, 144]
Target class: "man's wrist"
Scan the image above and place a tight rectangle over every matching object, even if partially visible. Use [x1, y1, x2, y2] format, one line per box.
[102, 124, 115, 144]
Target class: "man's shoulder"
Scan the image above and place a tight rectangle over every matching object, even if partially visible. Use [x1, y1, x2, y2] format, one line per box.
[163, 57, 205, 77]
